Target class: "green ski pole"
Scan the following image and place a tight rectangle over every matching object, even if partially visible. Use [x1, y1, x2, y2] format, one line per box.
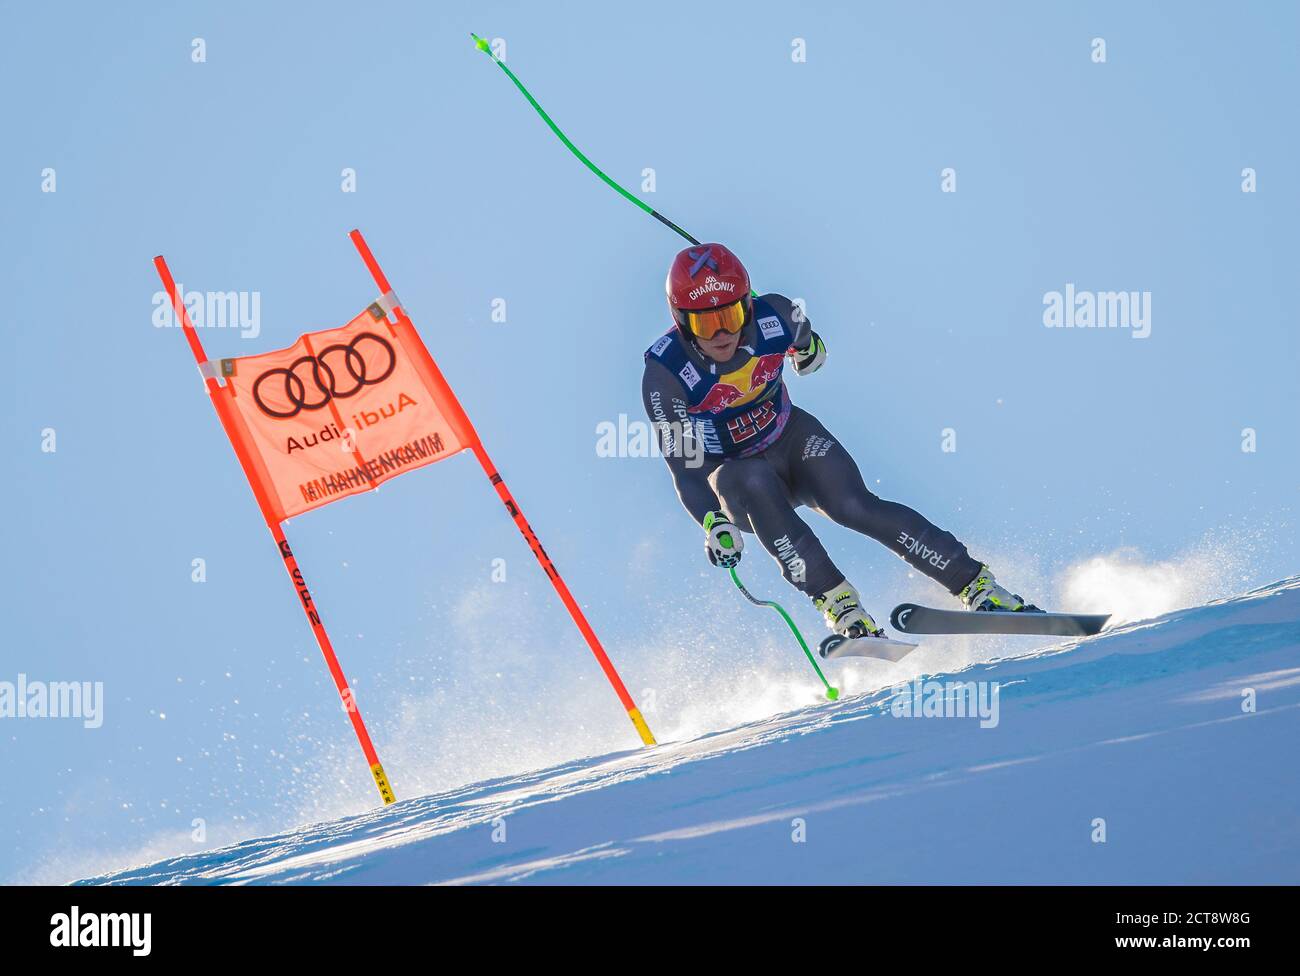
[469, 32, 702, 246]
[705, 514, 839, 701]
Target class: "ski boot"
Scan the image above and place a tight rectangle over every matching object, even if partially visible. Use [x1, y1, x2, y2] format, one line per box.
[814, 580, 885, 638]
[958, 565, 1039, 613]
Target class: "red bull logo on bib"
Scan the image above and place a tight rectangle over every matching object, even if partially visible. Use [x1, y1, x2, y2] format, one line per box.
[689, 352, 786, 415]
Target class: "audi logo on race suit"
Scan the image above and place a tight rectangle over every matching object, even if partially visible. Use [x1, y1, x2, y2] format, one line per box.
[252, 332, 396, 418]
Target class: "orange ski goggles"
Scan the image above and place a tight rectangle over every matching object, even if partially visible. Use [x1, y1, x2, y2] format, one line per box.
[674, 295, 751, 340]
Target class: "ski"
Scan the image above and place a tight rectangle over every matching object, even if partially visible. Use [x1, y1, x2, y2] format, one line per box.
[890, 604, 1109, 637]
[818, 633, 920, 662]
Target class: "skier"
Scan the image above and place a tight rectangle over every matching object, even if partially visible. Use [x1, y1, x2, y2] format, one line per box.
[643, 243, 1034, 641]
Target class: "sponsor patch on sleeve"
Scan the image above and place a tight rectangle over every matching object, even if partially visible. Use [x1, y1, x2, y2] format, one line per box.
[757, 315, 784, 341]
[679, 361, 702, 390]
[650, 334, 673, 357]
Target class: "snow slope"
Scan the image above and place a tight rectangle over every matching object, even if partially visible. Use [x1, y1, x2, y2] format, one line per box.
[81, 578, 1300, 885]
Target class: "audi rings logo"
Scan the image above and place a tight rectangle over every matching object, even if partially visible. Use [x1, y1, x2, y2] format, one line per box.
[252, 333, 397, 418]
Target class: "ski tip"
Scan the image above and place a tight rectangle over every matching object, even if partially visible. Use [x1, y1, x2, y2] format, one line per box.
[890, 603, 917, 632]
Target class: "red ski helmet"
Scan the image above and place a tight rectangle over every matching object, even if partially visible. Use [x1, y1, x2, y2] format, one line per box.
[666, 243, 752, 340]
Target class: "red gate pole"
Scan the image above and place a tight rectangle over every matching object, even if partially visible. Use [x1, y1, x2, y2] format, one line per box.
[348, 230, 656, 747]
[154, 255, 397, 806]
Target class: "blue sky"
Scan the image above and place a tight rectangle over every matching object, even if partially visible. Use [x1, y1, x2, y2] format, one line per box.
[1, 1, 1296, 882]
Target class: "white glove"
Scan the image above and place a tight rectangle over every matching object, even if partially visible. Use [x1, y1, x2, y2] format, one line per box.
[703, 511, 744, 568]
[789, 332, 826, 376]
